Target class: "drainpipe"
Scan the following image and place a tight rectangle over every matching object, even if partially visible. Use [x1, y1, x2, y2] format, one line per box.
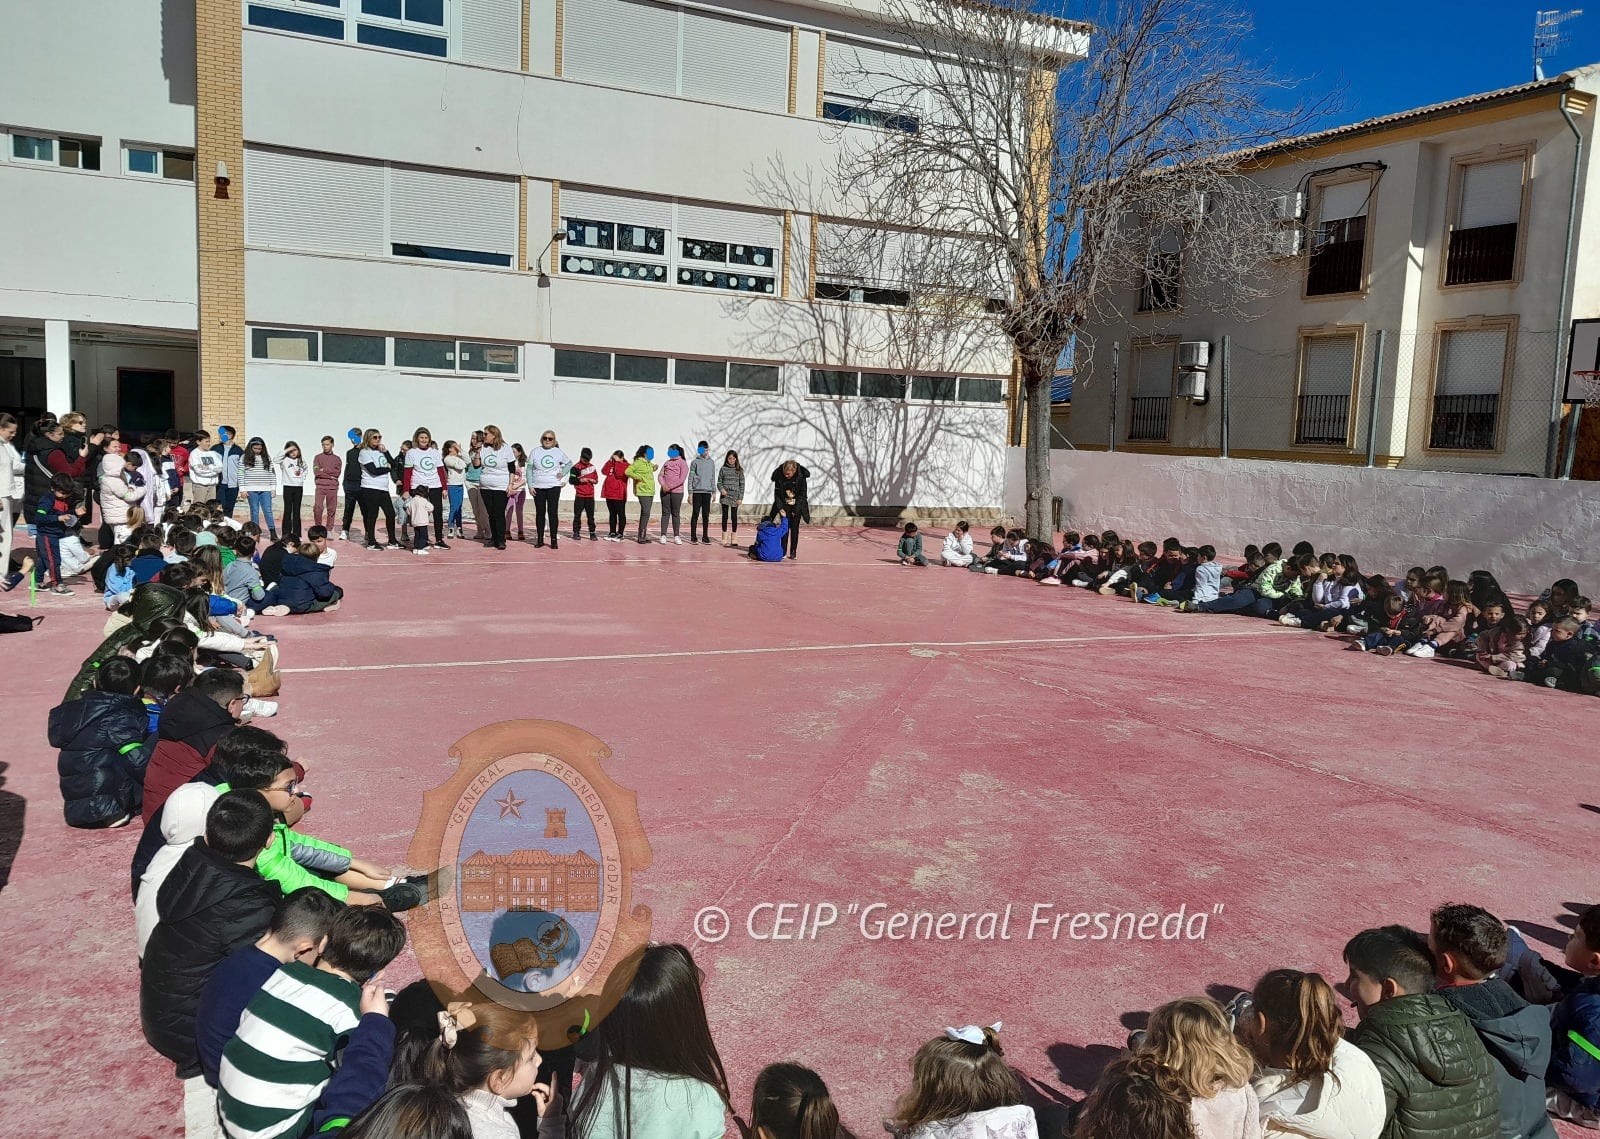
[1548, 90, 1584, 477]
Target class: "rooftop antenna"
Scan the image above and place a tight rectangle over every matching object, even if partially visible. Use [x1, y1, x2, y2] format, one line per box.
[1535, 8, 1583, 80]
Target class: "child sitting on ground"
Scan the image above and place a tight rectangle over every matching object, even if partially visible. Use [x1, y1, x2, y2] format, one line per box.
[750, 1063, 839, 1139]
[1475, 611, 1529, 679]
[941, 521, 974, 567]
[1222, 545, 1262, 591]
[223, 534, 268, 613]
[105, 544, 138, 610]
[749, 514, 789, 563]
[898, 523, 928, 566]
[1499, 905, 1600, 1127]
[1075, 1053, 1193, 1139]
[48, 655, 151, 829]
[968, 526, 1008, 572]
[402, 1000, 564, 1139]
[885, 1023, 1038, 1138]
[220, 907, 407, 1139]
[1352, 594, 1423, 655]
[139, 652, 193, 741]
[1135, 998, 1260, 1139]
[1176, 547, 1222, 611]
[1405, 579, 1471, 659]
[1525, 617, 1597, 691]
[1102, 541, 1157, 596]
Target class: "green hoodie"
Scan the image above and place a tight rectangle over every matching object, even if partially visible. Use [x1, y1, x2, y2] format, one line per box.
[1253, 559, 1289, 600]
[625, 458, 657, 498]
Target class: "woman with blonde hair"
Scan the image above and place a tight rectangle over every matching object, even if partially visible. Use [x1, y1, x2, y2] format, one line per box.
[1135, 998, 1261, 1139]
[473, 424, 517, 550]
[1237, 971, 1384, 1139]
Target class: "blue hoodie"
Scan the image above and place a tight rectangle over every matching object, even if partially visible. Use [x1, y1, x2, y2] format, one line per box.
[752, 515, 788, 562]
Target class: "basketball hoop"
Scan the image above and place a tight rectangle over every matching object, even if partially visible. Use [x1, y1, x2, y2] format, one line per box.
[1574, 370, 1600, 406]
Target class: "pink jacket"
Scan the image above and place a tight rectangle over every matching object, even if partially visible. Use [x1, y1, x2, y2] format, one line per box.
[1420, 605, 1468, 648]
[659, 456, 688, 493]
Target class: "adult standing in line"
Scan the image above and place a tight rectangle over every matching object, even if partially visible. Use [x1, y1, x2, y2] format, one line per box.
[528, 429, 570, 549]
[0, 413, 23, 576]
[24, 418, 97, 520]
[356, 428, 400, 550]
[338, 428, 363, 542]
[187, 430, 222, 504]
[465, 430, 487, 541]
[58, 412, 105, 537]
[405, 427, 448, 549]
[688, 441, 717, 545]
[767, 459, 810, 561]
[212, 427, 244, 518]
[474, 425, 516, 551]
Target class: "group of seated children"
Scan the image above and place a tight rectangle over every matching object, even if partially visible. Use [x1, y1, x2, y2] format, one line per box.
[934, 522, 1598, 696]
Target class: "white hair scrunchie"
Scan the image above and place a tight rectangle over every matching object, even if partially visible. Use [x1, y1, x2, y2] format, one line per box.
[944, 1021, 1002, 1045]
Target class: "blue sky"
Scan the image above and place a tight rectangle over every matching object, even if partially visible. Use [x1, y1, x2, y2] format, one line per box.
[1241, 2, 1600, 125]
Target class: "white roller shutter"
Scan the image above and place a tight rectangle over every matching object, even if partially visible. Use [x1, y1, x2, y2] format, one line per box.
[461, 0, 521, 68]
[559, 186, 674, 229]
[562, 0, 678, 96]
[245, 148, 385, 256]
[816, 221, 904, 285]
[1459, 160, 1523, 229]
[1135, 343, 1174, 396]
[824, 37, 926, 103]
[1302, 335, 1357, 396]
[389, 165, 518, 256]
[676, 201, 782, 251]
[1319, 180, 1369, 221]
[679, 9, 788, 113]
[1438, 328, 1508, 395]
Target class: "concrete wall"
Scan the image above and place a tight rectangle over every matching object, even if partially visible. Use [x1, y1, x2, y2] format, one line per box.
[1030, 449, 1599, 595]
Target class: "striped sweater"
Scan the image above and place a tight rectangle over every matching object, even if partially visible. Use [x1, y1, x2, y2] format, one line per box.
[238, 461, 278, 492]
[218, 960, 359, 1139]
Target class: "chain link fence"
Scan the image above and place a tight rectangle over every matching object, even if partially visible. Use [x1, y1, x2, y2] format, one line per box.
[1066, 328, 1583, 477]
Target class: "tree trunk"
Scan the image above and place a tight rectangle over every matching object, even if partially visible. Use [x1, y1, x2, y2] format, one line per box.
[1022, 354, 1054, 541]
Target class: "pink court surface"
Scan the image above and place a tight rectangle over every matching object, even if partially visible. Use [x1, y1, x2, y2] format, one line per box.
[2, 526, 1596, 1138]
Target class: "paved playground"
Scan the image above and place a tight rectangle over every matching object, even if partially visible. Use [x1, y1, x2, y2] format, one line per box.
[1, 527, 1594, 1137]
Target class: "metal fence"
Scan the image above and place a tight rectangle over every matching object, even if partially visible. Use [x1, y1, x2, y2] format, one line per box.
[1067, 328, 1584, 478]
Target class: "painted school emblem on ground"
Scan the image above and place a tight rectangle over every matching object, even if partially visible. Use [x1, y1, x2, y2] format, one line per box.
[408, 720, 653, 1050]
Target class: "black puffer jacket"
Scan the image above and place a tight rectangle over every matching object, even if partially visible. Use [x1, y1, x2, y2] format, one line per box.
[139, 839, 279, 1078]
[1438, 979, 1558, 1139]
[1349, 992, 1500, 1139]
[48, 690, 151, 828]
[768, 463, 811, 524]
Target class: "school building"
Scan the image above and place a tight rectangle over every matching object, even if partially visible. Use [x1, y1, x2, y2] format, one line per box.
[0, 0, 1088, 517]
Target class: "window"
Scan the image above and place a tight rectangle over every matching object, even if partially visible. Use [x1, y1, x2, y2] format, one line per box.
[247, 0, 448, 58]
[960, 378, 1005, 404]
[1446, 157, 1523, 286]
[9, 132, 99, 170]
[675, 359, 728, 387]
[678, 237, 776, 294]
[824, 38, 927, 133]
[615, 354, 668, 384]
[1306, 178, 1370, 297]
[394, 337, 455, 370]
[127, 147, 197, 180]
[821, 98, 919, 133]
[323, 332, 387, 365]
[1430, 323, 1510, 451]
[815, 222, 913, 307]
[809, 369, 858, 397]
[859, 373, 906, 399]
[554, 350, 612, 380]
[1139, 228, 1181, 312]
[1295, 333, 1358, 446]
[251, 328, 319, 361]
[728, 363, 780, 392]
[356, 23, 447, 55]
[459, 342, 519, 374]
[911, 375, 958, 401]
[392, 244, 512, 267]
[558, 190, 781, 293]
[561, 207, 669, 284]
[1129, 342, 1174, 441]
[246, 3, 346, 40]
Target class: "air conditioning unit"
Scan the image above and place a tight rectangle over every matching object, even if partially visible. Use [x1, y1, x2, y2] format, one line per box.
[1176, 369, 1208, 401]
[1270, 191, 1306, 220]
[1177, 341, 1211, 369]
[1269, 228, 1304, 258]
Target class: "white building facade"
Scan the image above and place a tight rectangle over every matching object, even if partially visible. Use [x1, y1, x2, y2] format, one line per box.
[1069, 68, 1600, 477]
[1, 0, 1082, 515]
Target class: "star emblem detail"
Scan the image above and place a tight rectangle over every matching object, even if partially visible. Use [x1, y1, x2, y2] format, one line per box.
[495, 789, 525, 819]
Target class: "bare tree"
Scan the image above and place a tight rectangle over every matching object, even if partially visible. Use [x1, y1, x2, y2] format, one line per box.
[820, 0, 1325, 537]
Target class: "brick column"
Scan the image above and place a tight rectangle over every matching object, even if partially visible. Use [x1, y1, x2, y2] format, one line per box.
[195, 0, 246, 435]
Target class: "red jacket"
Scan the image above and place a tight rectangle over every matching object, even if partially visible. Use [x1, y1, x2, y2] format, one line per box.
[601, 459, 629, 500]
[571, 461, 599, 499]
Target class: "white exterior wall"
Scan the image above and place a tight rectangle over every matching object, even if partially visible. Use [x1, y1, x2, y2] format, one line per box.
[1071, 82, 1600, 477]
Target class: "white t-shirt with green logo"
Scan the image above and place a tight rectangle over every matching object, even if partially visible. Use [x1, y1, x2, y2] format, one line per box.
[406, 445, 444, 489]
[477, 445, 516, 491]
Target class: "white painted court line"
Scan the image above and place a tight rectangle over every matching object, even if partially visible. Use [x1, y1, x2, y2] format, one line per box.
[283, 629, 1274, 674]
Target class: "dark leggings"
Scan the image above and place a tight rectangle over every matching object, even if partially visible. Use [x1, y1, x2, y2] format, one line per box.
[418, 485, 444, 543]
[342, 485, 360, 534]
[690, 492, 712, 540]
[358, 487, 397, 545]
[572, 497, 595, 537]
[605, 498, 627, 537]
[281, 486, 303, 541]
[479, 488, 508, 547]
[721, 503, 740, 533]
[774, 510, 800, 558]
[533, 486, 561, 541]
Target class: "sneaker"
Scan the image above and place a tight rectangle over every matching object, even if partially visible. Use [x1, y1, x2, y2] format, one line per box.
[550, 538, 559, 550]
[385, 542, 404, 550]
[0, 571, 21, 592]
[414, 548, 430, 556]
[638, 537, 650, 545]
[1375, 646, 1395, 657]
[1541, 675, 1560, 688]
[50, 584, 72, 595]
[984, 567, 999, 575]
[435, 541, 450, 550]
[261, 605, 291, 617]
[1224, 992, 1254, 1031]
[338, 530, 349, 541]
[674, 536, 683, 545]
[378, 881, 428, 912]
[244, 698, 279, 718]
[1346, 642, 1368, 652]
[1487, 666, 1508, 678]
[106, 812, 134, 829]
[588, 533, 598, 541]
[365, 542, 383, 550]
[1406, 643, 1436, 659]
[1131, 585, 1145, 604]
[1039, 577, 1062, 586]
[1278, 614, 1302, 628]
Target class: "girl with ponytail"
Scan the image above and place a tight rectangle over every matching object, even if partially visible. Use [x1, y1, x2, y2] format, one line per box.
[887, 1023, 1037, 1138]
[1239, 970, 1385, 1139]
[401, 1000, 564, 1138]
[750, 1063, 839, 1139]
